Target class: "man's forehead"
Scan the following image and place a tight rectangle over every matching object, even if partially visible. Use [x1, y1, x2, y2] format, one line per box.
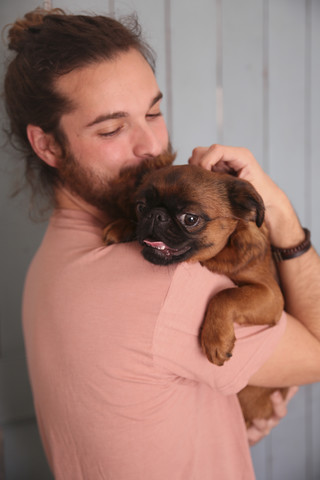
[55, 51, 160, 117]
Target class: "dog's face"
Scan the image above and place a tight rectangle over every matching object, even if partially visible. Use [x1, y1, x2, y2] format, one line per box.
[135, 165, 265, 266]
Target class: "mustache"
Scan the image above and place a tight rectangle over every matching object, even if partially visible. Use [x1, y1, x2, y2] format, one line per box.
[117, 150, 176, 179]
[116, 140, 175, 176]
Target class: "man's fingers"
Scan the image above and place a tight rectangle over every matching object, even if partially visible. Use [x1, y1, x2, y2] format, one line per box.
[246, 387, 299, 446]
[270, 387, 299, 419]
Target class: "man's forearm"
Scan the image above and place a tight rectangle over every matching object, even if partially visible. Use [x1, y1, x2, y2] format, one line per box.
[277, 247, 320, 338]
[265, 191, 320, 338]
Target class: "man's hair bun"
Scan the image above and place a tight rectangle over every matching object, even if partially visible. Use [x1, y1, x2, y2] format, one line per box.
[6, 8, 64, 53]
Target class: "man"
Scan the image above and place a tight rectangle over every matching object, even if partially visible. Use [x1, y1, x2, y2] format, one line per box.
[4, 8, 320, 479]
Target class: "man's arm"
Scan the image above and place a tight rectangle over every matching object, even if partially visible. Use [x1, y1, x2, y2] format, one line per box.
[277, 248, 320, 337]
[249, 313, 320, 387]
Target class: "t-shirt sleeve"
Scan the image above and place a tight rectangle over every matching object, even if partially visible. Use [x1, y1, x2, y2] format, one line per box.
[152, 261, 287, 395]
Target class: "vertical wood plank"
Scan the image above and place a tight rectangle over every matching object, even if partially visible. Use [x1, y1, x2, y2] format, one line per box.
[304, 8, 314, 479]
[251, 440, 268, 480]
[268, 0, 307, 223]
[271, 388, 308, 480]
[3, 419, 53, 479]
[222, 0, 264, 163]
[170, 0, 217, 164]
[310, 0, 320, 252]
[310, 1, 320, 479]
[0, 427, 4, 480]
[311, 384, 320, 479]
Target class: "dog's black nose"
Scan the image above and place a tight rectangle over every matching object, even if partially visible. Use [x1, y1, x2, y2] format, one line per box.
[149, 208, 169, 223]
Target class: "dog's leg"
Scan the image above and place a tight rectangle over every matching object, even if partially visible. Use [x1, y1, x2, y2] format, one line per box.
[102, 219, 136, 245]
[201, 280, 283, 365]
[200, 292, 237, 365]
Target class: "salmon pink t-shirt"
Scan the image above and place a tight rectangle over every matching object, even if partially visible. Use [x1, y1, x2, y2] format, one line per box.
[22, 209, 286, 480]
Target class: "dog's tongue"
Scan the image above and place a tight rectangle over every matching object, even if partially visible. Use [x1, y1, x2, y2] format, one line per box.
[143, 239, 169, 251]
[143, 238, 191, 258]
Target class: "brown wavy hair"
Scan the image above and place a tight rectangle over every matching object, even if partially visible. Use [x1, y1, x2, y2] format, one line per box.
[3, 8, 156, 213]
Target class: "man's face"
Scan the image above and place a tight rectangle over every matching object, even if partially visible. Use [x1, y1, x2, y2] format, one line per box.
[54, 49, 169, 209]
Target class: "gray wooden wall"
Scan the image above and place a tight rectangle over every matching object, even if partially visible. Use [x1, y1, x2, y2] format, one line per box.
[1, 0, 319, 479]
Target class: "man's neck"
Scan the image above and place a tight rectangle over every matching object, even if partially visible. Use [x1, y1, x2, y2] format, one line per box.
[54, 187, 109, 225]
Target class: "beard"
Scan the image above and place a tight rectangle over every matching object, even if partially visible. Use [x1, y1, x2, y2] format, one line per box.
[56, 143, 174, 212]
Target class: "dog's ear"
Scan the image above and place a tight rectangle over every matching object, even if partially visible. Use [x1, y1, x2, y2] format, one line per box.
[227, 177, 265, 227]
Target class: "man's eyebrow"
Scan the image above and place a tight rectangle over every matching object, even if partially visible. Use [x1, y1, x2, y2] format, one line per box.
[85, 91, 163, 128]
[150, 91, 163, 108]
[85, 111, 128, 128]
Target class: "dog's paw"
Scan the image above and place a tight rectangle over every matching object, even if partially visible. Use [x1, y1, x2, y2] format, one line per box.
[200, 320, 236, 366]
[103, 219, 136, 245]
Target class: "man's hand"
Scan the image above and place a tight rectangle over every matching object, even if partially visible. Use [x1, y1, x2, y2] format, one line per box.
[189, 144, 304, 248]
[247, 386, 299, 446]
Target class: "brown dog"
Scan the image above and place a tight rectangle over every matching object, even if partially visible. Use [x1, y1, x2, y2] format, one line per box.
[103, 154, 288, 426]
[102, 153, 175, 245]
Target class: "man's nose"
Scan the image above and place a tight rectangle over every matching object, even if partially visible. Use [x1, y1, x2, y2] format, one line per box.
[132, 123, 164, 158]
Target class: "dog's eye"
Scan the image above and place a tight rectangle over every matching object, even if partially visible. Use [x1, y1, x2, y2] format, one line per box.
[136, 202, 146, 217]
[179, 213, 200, 227]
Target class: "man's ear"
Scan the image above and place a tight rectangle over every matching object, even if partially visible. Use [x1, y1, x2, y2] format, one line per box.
[26, 124, 61, 168]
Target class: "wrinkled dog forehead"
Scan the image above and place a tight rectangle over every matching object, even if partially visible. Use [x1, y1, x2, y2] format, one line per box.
[136, 178, 195, 216]
[137, 185, 193, 215]
[139, 165, 207, 198]
[136, 164, 232, 217]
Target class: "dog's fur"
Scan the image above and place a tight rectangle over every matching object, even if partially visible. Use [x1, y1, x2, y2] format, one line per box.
[102, 153, 288, 427]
